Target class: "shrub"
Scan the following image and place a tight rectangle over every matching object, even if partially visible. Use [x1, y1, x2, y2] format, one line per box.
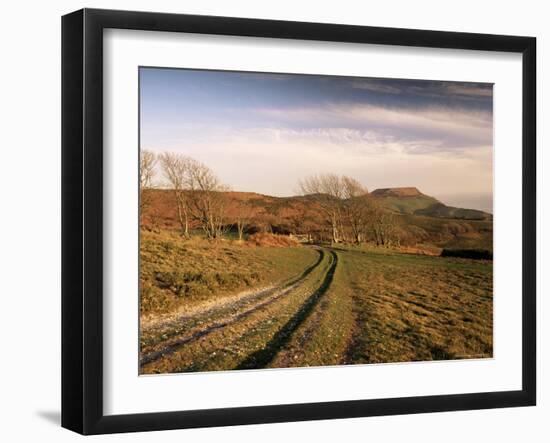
[440, 249, 493, 260]
[247, 233, 300, 247]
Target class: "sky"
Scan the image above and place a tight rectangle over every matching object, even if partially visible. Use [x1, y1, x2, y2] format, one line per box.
[140, 67, 493, 212]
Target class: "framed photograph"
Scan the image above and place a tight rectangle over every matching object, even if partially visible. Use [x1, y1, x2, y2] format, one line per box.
[62, 8, 536, 435]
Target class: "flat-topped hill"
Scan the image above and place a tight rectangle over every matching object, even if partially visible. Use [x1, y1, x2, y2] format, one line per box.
[371, 187, 492, 221]
[371, 187, 424, 198]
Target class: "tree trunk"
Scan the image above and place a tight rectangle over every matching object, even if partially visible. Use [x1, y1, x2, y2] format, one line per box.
[176, 196, 189, 239]
[183, 210, 189, 238]
[237, 221, 244, 241]
[331, 214, 339, 243]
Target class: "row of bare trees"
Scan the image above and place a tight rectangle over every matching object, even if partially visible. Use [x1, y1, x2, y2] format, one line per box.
[140, 150, 231, 239]
[139, 150, 157, 215]
[141, 151, 398, 245]
[299, 173, 397, 246]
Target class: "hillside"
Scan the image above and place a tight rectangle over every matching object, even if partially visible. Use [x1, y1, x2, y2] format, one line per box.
[139, 191, 493, 373]
[371, 187, 492, 221]
[141, 188, 493, 251]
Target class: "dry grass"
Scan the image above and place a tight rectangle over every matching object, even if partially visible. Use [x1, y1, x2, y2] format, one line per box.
[140, 230, 315, 315]
[139, 230, 493, 373]
[247, 232, 300, 247]
[342, 248, 493, 363]
[268, 250, 355, 368]
[140, 248, 334, 374]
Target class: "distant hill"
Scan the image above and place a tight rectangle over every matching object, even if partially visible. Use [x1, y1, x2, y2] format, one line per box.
[371, 187, 492, 221]
[142, 188, 493, 251]
[371, 187, 425, 198]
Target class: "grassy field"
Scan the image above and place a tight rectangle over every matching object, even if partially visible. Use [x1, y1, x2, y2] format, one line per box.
[140, 230, 318, 314]
[334, 245, 492, 363]
[139, 230, 492, 374]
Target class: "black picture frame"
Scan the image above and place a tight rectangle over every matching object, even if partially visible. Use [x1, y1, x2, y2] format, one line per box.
[62, 8, 536, 435]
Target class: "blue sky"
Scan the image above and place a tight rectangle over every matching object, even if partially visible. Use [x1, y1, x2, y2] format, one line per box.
[140, 67, 493, 212]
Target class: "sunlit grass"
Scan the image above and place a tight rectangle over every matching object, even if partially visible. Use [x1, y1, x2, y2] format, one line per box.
[140, 229, 317, 314]
[139, 229, 493, 373]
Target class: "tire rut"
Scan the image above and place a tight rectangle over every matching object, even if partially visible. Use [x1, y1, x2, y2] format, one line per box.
[236, 250, 339, 370]
[140, 248, 325, 367]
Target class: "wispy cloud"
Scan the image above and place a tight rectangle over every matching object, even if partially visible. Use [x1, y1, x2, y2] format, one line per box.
[253, 102, 492, 152]
[147, 125, 492, 201]
[443, 84, 494, 98]
[349, 80, 403, 94]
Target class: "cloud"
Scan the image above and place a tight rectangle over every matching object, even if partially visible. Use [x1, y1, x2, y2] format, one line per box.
[349, 80, 403, 94]
[403, 82, 493, 103]
[343, 78, 492, 102]
[143, 100, 493, 200]
[147, 121, 492, 204]
[253, 102, 493, 151]
[140, 70, 493, 209]
[443, 84, 494, 98]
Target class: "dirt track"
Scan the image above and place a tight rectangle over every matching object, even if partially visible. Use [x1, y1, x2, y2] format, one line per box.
[140, 247, 338, 372]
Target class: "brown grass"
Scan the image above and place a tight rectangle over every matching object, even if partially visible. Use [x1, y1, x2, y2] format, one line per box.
[139, 230, 493, 373]
[140, 230, 315, 315]
[247, 232, 300, 247]
[342, 248, 493, 363]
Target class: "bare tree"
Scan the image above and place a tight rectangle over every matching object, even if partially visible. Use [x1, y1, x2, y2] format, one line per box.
[341, 176, 370, 244]
[186, 159, 230, 239]
[299, 173, 397, 246]
[299, 174, 344, 243]
[139, 150, 157, 218]
[234, 202, 255, 242]
[370, 199, 398, 246]
[288, 205, 312, 238]
[159, 152, 191, 238]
